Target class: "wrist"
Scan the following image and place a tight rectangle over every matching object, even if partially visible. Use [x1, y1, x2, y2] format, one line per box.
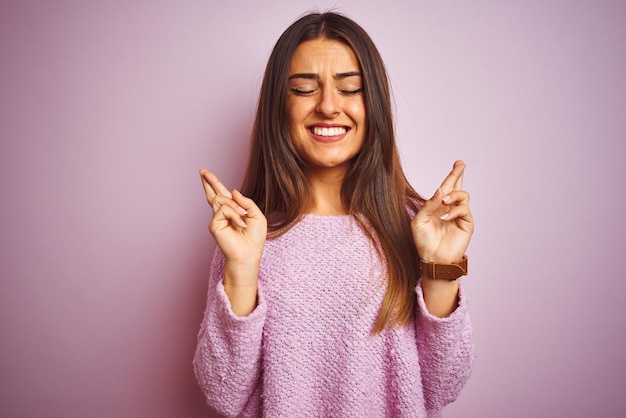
[224, 259, 260, 287]
[223, 262, 259, 317]
[419, 255, 468, 281]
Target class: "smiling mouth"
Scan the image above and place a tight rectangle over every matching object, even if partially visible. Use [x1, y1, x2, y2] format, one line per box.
[309, 126, 349, 137]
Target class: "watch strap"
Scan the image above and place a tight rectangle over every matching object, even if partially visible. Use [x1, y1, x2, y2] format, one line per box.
[420, 255, 468, 280]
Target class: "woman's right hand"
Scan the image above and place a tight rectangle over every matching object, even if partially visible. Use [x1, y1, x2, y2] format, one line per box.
[200, 169, 267, 292]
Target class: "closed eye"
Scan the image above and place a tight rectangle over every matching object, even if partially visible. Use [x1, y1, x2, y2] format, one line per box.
[340, 88, 363, 95]
[289, 87, 363, 96]
[289, 88, 317, 96]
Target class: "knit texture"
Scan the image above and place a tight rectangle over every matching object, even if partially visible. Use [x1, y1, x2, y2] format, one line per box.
[194, 214, 474, 417]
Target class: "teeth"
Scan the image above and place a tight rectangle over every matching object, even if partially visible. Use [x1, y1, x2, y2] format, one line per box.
[312, 127, 347, 137]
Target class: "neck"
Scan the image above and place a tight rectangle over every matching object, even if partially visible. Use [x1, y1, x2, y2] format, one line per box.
[305, 166, 348, 215]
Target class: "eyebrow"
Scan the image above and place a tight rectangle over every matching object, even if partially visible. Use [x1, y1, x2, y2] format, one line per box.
[288, 71, 362, 80]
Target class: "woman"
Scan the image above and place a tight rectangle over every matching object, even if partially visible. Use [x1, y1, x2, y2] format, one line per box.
[194, 12, 474, 417]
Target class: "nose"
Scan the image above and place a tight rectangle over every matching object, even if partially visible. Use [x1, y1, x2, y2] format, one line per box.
[315, 88, 340, 118]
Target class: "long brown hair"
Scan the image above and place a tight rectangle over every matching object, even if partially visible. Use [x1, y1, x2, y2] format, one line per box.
[241, 12, 425, 333]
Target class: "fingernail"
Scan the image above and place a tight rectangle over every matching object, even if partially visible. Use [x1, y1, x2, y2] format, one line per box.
[237, 206, 248, 215]
[238, 218, 247, 228]
[440, 213, 450, 220]
[443, 194, 451, 203]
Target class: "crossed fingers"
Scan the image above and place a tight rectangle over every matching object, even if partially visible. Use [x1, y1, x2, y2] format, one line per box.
[200, 169, 248, 229]
[439, 160, 465, 195]
[418, 160, 471, 224]
[436, 160, 471, 224]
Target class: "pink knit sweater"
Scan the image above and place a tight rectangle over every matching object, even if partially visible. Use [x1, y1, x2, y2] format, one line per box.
[194, 214, 474, 417]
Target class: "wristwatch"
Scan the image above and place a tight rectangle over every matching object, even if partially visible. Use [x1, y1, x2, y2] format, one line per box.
[420, 255, 468, 281]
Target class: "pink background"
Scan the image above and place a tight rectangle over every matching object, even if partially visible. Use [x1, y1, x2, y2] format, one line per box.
[1, 1, 625, 417]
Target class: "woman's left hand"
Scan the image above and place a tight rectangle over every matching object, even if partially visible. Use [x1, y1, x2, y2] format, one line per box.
[411, 160, 474, 264]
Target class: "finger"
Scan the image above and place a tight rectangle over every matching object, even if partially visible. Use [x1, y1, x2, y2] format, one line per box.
[439, 204, 474, 226]
[200, 170, 217, 204]
[209, 204, 247, 234]
[213, 194, 248, 216]
[200, 169, 233, 199]
[454, 164, 464, 190]
[232, 189, 264, 219]
[442, 190, 470, 206]
[439, 160, 465, 194]
[221, 205, 248, 228]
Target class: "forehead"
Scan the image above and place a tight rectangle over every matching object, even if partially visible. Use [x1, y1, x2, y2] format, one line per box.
[289, 38, 360, 73]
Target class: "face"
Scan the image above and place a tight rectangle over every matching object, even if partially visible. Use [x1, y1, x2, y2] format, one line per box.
[286, 38, 366, 175]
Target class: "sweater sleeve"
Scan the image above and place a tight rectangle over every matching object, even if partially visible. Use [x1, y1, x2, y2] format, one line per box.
[193, 249, 266, 417]
[414, 278, 474, 415]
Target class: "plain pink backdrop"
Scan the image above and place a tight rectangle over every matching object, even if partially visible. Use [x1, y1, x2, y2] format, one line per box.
[1, 1, 625, 417]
